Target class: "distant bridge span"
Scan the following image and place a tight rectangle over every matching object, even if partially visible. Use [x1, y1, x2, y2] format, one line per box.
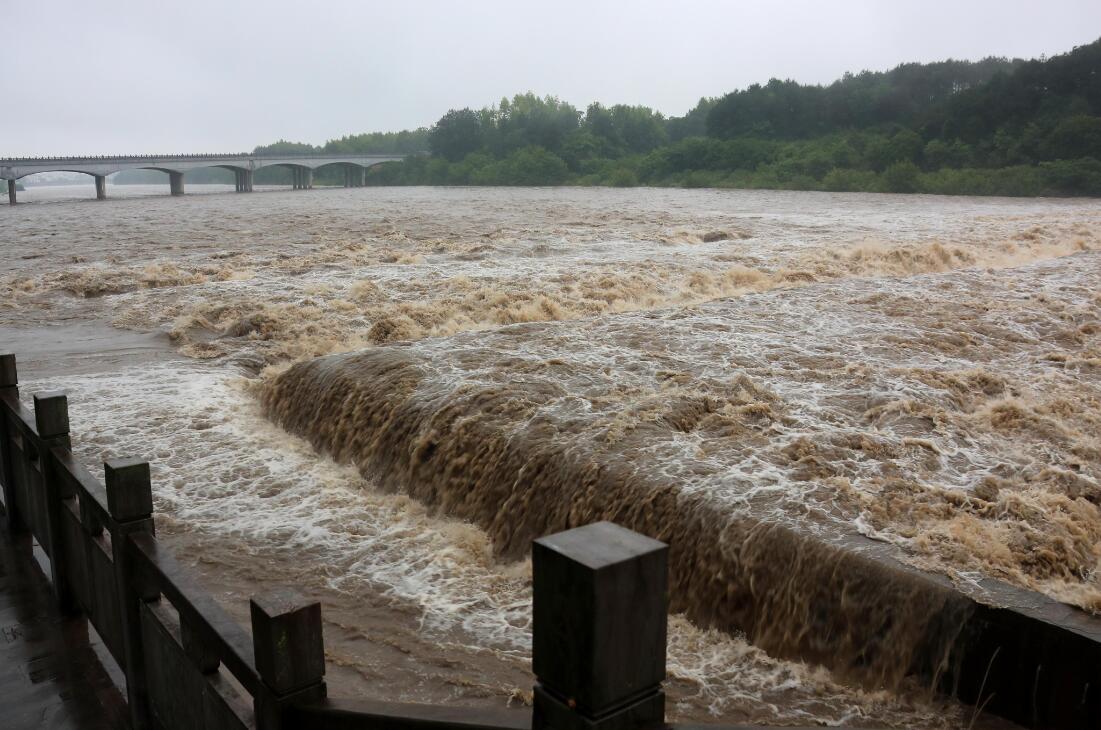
[1, 153, 415, 203]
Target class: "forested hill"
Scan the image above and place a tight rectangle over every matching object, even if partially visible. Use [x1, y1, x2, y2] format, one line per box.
[705, 57, 1022, 139]
[256, 38, 1101, 196]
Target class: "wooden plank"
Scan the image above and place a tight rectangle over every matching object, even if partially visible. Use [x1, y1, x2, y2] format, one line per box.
[9, 430, 32, 535]
[0, 388, 35, 434]
[61, 499, 92, 613]
[88, 531, 125, 666]
[0, 392, 50, 546]
[128, 531, 261, 694]
[52, 446, 113, 532]
[139, 600, 251, 730]
[0, 399, 19, 527]
[288, 699, 531, 730]
[53, 493, 123, 663]
[202, 671, 257, 730]
[21, 444, 49, 551]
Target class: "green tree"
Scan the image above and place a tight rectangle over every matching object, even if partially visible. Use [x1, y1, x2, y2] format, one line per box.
[323, 129, 429, 154]
[583, 103, 668, 154]
[429, 109, 485, 162]
[1044, 115, 1101, 160]
[491, 94, 581, 155]
[559, 130, 605, 171]
[328, 36, 1101, 197]
[253, 139, 317, 155]
[483, 146, 570, 185]
[666, 98, 716, 142]
[883, 161, 921, 192]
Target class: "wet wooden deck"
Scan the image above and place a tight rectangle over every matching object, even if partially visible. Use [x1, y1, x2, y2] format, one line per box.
[0, 520, 129, 729]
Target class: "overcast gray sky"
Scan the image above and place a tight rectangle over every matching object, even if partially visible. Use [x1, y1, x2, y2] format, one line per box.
[3, 0, 1100, 156]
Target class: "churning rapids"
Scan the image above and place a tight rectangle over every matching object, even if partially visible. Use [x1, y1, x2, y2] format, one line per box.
[3, 184, 1100, 728]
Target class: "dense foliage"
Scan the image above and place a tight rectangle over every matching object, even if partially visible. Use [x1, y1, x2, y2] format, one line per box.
[127, 39, 1101, 196]
[706, 58, 1021, 140]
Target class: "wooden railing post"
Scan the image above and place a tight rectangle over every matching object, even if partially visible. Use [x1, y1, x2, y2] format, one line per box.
[250, 589, 327, 729]
[181, 617, 221, 675]
[0, 353, 19, 531]
[34, 390, 76, 612]
[106, 457, 158, 730]
[532, 521, 669, 730]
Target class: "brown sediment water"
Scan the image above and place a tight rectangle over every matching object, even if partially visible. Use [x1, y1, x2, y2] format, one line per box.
[4, 185, 1100, 727]
[260, 250, 1100, 687]
[31, 361, 980, 727]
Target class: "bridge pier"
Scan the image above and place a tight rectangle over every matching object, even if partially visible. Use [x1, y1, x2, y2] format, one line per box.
[344, 166, 365, 188]
[169, 172, 185, 196]
[7, 179, 15, 205]
[234, 170, 254, 193]
[94, 175, 106, 200]
[292, 168, 313, 190]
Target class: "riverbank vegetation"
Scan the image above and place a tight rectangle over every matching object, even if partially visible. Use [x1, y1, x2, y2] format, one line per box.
[265, 38, 1099, 196]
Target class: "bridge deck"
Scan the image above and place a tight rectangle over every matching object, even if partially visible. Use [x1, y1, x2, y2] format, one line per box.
[0, 518, 128, 729]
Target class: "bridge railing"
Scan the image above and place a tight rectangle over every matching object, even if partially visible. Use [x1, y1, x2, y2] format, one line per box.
[1, 154, 252, 163]
[1, 152, 419, 164]
[0, 352, 800, 730]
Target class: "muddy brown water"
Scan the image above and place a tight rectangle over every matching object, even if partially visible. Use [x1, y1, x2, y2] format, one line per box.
[4, 184, 1099, 727]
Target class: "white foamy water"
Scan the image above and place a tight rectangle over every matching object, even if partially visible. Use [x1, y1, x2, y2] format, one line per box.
[21, 364, 531, 644]
[19, 361, 969, 726]
[4, 185, 1098, 727]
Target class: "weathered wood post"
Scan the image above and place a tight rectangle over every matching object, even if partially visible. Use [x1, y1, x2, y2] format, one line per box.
[34, 390, 76, 612]
[250, 589, 327, 729]
[106, 457, 158, 730]
[532, 521, 668, 730]
[180, 616, 221, 675]
[0, 353, 19, 530]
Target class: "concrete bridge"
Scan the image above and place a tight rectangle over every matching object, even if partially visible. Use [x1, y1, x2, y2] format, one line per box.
[1, 153, 414, 204]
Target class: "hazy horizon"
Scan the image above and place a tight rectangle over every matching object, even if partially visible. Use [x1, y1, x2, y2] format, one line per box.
[3, 0, 1101, 156]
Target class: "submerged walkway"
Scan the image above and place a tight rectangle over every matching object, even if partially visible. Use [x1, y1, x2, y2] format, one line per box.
[0, 520, 128, 729]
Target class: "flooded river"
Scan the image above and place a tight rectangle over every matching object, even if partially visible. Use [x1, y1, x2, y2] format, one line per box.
[3, 184, 1099, 727]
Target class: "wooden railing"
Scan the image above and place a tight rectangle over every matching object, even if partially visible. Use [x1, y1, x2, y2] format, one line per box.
[1, 352, 781, 730]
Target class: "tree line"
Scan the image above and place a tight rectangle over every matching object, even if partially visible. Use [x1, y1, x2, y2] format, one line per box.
[256, 37, 1101, 196]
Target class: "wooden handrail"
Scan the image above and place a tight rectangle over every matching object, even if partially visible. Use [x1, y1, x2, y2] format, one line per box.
[127, 530, 263, 695]
[51, 446, 112, 531]
[0, 387, 37, 438]
[288, 698, 531, 730]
